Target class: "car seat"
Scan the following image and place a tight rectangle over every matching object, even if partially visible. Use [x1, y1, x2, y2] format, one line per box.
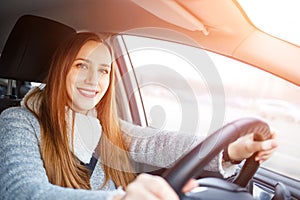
[0, 15, 76, 113]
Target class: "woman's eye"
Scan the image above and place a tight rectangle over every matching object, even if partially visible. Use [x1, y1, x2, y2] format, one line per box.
[99, 68, 110, 74]
[76, 63, 88, 69]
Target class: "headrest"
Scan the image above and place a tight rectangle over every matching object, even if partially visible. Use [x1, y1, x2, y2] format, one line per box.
[0, 15, 76, 83]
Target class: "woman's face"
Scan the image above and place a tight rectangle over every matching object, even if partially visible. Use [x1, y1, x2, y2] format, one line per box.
[66, 40, 112, 114]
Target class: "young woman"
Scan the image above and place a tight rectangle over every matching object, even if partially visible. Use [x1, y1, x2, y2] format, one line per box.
[0, 32, 278, 200]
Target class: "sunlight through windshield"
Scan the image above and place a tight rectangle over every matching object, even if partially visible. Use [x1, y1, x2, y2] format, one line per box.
[238, 0, 300, 46]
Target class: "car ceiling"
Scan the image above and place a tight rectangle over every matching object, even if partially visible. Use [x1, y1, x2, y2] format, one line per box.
[1, 0, 300, 86]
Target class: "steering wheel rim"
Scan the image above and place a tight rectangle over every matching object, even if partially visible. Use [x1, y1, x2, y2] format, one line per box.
[162, 117, 271, 196]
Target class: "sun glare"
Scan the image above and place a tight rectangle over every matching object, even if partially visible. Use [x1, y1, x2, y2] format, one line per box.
[238, 0, 300, 46]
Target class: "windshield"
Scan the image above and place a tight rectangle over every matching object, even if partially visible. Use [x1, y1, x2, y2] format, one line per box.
[238, 0, 300, 46]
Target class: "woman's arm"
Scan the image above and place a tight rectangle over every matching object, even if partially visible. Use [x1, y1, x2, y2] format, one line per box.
[120, 120, 201, 168]
[120, 120, 278, 179]
[120, 120, 236, 178]
[0, 107, 121, 200]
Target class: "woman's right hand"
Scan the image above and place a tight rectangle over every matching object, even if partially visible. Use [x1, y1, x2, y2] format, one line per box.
[113, 173, 179, 200]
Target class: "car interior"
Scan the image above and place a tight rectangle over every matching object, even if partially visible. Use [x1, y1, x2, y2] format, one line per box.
[0, 15, 76, 112]
[0, 0, 300, 200]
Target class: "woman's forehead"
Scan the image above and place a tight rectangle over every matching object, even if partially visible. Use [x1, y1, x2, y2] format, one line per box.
[76, 40, 112, 64]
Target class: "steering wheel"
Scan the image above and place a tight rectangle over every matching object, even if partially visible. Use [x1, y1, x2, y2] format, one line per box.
[162, 117, 271, 200]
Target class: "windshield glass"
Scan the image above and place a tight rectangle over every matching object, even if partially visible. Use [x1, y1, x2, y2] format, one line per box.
[238, 0, 300, 46]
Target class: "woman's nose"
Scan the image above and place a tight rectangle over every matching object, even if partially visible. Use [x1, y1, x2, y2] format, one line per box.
[85, 68, 99, 85]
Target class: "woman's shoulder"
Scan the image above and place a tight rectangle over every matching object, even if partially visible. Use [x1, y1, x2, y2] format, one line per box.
[0, 106, 41, 138]
[1, 106, 37, 121]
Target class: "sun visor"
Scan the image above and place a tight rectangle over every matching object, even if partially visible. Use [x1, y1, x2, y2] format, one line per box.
[131, 0, 209, 35]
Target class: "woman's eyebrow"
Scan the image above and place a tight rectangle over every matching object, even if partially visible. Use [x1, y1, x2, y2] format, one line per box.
[75, 58, 90, 63]
[99, 63, 111, 68]
[75, 58, 111, 68]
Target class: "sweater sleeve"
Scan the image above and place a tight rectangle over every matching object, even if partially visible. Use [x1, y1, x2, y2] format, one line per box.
[0, 107, 119, 200]
[120, 120, 237, 178]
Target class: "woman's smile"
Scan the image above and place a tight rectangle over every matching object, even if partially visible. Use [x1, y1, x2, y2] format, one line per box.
[77, 87, 99, 98]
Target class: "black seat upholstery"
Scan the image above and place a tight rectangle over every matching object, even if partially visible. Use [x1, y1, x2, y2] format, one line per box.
[0, 15, 76, 113]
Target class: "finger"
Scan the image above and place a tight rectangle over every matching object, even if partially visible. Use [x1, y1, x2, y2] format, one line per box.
[256, 147, 277, 157]
[138, 174, 179, 200]
[256, 154, 273, 164]
[125, 188, 161, 200]
[126, 175, 162, 200]
[151, 176, 179, 200]
[252, 139, 278, 153]
[270, 127, 279, 139]
[265, 138, 279, 149]
[182, 179, 198, 193]
[255, 149, 276, 161]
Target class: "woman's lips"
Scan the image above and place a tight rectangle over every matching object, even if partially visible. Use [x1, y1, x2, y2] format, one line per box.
[77, 88, 99, 98]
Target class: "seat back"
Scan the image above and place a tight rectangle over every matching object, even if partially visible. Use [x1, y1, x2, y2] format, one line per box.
[0, 15, 76, 113]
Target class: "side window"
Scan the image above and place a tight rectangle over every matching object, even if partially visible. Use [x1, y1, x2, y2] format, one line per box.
[120, 35, 224, 136]
[120, 35, 300, 181]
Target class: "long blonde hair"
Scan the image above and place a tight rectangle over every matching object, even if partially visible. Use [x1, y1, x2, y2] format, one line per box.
[25, 32, 135, 189]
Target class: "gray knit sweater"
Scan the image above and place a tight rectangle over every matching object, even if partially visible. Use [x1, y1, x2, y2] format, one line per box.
[0, 107, 234, 200]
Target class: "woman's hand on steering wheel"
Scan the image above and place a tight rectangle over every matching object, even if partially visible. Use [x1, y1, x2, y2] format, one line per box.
[113, 174, 180, 200]
[227, 130, 278, 164]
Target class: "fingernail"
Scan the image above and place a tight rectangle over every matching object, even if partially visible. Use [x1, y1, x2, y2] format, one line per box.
[272, 141, 279, 148]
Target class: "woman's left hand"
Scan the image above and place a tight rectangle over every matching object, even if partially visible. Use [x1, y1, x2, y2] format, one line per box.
[227, 129, 279, 164]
